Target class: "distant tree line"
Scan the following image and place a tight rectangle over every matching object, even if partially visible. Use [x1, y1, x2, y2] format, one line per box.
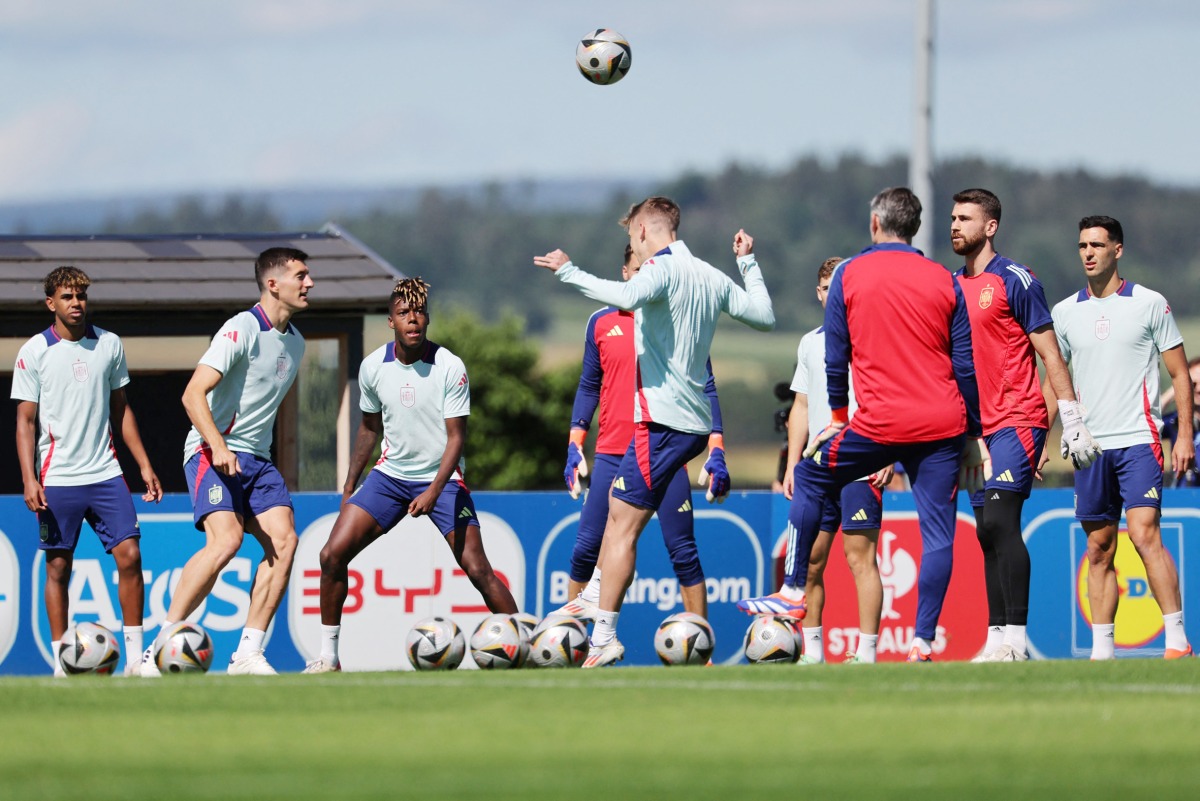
[106, 156, 1200, 334]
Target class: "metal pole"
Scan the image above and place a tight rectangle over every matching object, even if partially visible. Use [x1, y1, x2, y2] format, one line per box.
[910, 0, 935, 256]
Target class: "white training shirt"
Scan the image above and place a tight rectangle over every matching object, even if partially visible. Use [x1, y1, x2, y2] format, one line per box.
[359, 341, 470, 483]
[11, 324, 129, 486]
[793, 325, 860, 439]
[182, 305, 305, 462]
[1052, 281, 1183, 449]
[556, 240, 774, 435]
[793, 325, 868, 483]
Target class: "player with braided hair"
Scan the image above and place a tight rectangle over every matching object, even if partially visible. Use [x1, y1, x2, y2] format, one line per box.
[305, 276, 517, 672]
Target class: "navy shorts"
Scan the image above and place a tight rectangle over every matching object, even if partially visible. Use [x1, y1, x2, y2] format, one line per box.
[348, 469, 479, 536]
[1073, 444, 1164, 522]
[969, 426, 1047, 506]
[818, 479, 884, 533]
[185, 450, 293, 531]
[39, 475, 140, 553]
[611, 422, 707, 511]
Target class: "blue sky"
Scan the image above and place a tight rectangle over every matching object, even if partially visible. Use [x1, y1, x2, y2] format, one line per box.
[1, 0, 1197, 203]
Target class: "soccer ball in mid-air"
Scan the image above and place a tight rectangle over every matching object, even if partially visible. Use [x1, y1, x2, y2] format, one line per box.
[58, 622, 120, 675]
[406, 616, 466, 671]
[576, 28, 631, 85]
[527, 614, 588, 668]
[654, 612, 715, 666]
[469, 614, 530, 670]
[155, 621, 215, 673]
[743, 616, 802, 664]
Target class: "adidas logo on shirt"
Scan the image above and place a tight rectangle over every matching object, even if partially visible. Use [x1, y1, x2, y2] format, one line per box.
[606, 325, 625, 337]
[678, 499, 692, 513]
[851, 509, 868, 522]
[996, 470, 1014, 483]
[1144, 487, 1160, 500]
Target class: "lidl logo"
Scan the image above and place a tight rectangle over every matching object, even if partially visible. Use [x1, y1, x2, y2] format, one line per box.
[1075, 530, 1162, 648]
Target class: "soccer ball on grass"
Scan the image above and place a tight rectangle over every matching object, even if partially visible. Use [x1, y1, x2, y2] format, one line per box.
[527, 614, 588, 668]
[58, 622, 120, 675]
[406, 616, 466, 671]
[155, 621, 215, 673]
[469, 614, 530, 670]
[654, 612, 715, 665]
[743, 616, 802, 664]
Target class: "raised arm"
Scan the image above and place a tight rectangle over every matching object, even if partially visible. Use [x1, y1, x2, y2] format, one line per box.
[723, 230, 775, 331]
[535, 249, 666, 311]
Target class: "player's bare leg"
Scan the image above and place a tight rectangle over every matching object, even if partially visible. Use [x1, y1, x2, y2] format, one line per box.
[843, 529, 882, 663]
[446, 524, 517, 614]
[44, 550, 72, 676]
[221, 505, 297, 675]
[110, 538, 145, 627]
[1125, 507, 1182, 614]
[1084, 520, 1120, 659]
[595, 497, 654, 615]
[582, 496, 653, 666]
[243, 506, 299, 631]
[680, 582, 707, 618]
[44, 550, 73, 642]
[318, 504, 386, 625]
[794, 529, 833, 663]
[165, 510, 248, 623]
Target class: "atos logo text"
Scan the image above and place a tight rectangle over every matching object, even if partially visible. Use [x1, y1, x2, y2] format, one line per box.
[31, 512, 266, 669]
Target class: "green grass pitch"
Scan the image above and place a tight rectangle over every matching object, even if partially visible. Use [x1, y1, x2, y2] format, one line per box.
[1, 659, 1197, 800]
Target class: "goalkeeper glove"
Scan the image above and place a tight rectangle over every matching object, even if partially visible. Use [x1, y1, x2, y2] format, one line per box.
[1059, 400, 1102, 469]
[959, 436, 992, 495]
[696, 433, 730, 503]
[803, 407, 849, 460]
[564, 429, 589, 500]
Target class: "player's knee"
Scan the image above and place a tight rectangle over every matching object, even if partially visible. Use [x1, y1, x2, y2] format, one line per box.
[1125, 525, 1162, 555]
[319, 542, 349, 576]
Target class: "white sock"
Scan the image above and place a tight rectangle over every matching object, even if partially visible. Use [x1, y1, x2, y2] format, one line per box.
[581, 569, 602, 604]
[910, 636, 932, 656]
[321, 625, 341, 663]
[591, 609, 620, 646]
[983, 625, 1005, 655]
[1003, 624, 1027, 654]
[856, 633, 878, 663]
[801, 626, 824, 662]
[234, 628, 267, 659]
[1091, 623, 1115, 660]
[51, 640, 63, 674]
[1163, 611, 1188, 651]
[124, 626, 143, 667]
[779, 584, 806, 602]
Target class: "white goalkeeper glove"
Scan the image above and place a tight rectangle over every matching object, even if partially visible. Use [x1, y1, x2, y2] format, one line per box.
[1059, 400, 1102, 469]
[803, 408, 848, 460]
[959, 436, 992, 495]
[564, 429, 589, 500]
